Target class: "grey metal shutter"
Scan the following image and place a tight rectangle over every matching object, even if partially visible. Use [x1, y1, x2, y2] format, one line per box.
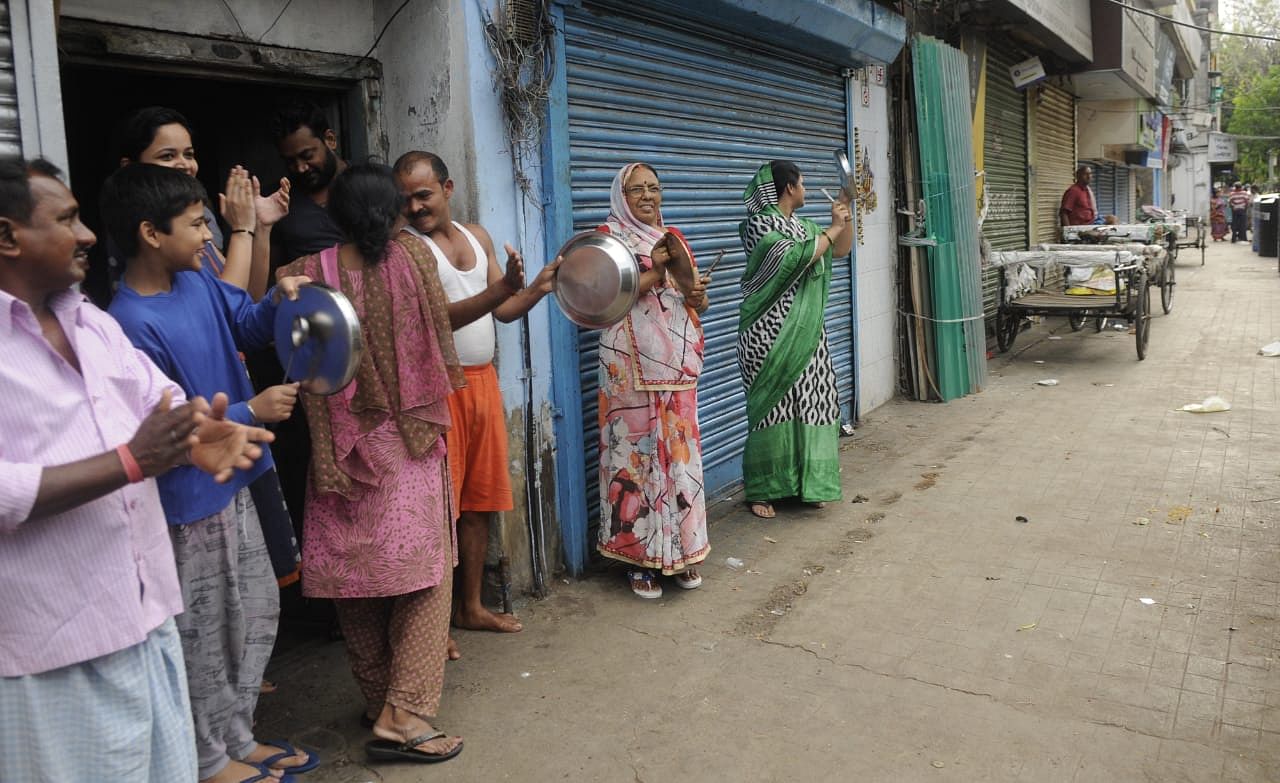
[565, 4, 855, 526]
[982, 44, 1028, 321]
[0, 2, 21, 156]
[1115, 165, 1132, 222]
[1092, 161, 1116, 219]
[1031, 84, 1076, 245]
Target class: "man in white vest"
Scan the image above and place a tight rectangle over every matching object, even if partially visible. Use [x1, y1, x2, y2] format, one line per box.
[394, 151, 558, 647]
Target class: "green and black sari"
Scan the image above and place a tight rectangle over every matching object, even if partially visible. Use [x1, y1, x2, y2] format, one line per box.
[735, 164, 841, 503]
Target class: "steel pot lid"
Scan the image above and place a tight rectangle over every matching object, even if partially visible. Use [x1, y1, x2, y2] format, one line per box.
[274, 283, 364, 396]
[834, 148, 855, 198]
[552, 230, 641, 330]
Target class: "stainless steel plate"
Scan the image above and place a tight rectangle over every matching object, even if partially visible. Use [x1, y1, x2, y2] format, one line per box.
[274, 283, 364, 396]
[552, 230, 640, 329]
[834, 148, 855, 198]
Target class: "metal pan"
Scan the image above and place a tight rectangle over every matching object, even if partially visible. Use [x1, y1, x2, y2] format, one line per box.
[274, 283, 364, 395]
[834, 148, 855, 198]
[552, 230, 640, 329]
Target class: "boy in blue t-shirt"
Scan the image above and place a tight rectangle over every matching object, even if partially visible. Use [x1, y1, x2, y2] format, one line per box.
[104, 163, 318, 783]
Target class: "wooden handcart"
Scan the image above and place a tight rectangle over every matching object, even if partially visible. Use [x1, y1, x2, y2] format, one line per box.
[992, 248, 1170, 361]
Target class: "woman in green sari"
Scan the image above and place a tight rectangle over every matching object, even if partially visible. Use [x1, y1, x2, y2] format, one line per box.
[736, 160, 852, 518]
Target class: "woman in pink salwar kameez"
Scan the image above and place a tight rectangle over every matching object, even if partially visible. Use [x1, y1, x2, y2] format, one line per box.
[281, 162, 466, 766]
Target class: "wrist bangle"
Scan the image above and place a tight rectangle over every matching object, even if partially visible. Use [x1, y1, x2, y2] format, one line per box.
[116, 444, 145, 483]
[246, 402, 259, 423]
[231, 228, 255, 237]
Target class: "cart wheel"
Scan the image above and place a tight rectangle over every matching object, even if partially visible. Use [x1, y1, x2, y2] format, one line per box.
[1161, 260, 1175, 314]
[1068, 312, 1086, 332]
[1094, 317, 1104, 332]
[996, 310, 1019, 352]
[1135, 275, 1151, 361]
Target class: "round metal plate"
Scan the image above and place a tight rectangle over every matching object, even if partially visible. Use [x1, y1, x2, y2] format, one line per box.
[552, 230, 640, 329]
[834, 148, 855, 197]
[274, 283, 364, 396]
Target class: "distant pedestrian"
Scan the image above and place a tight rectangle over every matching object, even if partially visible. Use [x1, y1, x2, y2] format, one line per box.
[1210, 187, 1228, 241]
[1228, 181, 1251, 242]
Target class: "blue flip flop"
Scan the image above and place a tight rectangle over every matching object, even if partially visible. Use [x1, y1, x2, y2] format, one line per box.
[242, 763, 297, 783]
[256, 740, 320, 774]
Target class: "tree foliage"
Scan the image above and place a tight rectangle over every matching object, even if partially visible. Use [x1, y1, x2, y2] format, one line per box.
[1219, 0, 1280, 182]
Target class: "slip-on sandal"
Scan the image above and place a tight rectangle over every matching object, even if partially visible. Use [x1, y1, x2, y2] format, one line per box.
[256, 740, 320, 774]
[365, 732, 463, 764]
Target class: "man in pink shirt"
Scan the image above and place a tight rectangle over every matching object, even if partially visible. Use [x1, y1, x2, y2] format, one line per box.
[0, 158, 273, 783]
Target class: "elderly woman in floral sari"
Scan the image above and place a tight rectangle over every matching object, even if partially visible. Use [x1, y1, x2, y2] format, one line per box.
[596, 162, 710, 599]
[737, 160, 852, 519]
[280, 163, 466, 764]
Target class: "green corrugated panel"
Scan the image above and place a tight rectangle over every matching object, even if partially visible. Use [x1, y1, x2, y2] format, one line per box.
[912, 34, 987, 400]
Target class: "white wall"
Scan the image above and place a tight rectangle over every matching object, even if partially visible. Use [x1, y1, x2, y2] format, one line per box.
[855, 75, 897, 416]
[61, 0, 378, 56]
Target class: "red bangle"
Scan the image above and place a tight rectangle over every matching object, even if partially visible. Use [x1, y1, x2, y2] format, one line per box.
[116, 444, 145, 484]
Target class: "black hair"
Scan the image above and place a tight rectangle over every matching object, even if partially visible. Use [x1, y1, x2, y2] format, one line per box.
[0, 157, 63, 224]
[329, 162, 404, 265]
[99, 163, 208, 260]
[270, 98, 332, 145]
[392, 150, 449, 183]
[113, 106, 194, 163]
[770, 159, 801, 195]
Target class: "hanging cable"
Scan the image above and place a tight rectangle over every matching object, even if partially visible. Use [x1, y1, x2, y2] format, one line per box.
[1101, 0, 1280, 43]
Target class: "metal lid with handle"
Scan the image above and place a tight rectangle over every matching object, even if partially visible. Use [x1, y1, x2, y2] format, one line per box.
[274, 283, 364, 396]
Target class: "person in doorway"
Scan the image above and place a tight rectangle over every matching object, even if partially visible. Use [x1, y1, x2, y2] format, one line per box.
[1229, 181, 1251, 243]
[279, 163, 466, 764]
[0, 157, 273, 783]
[114, 105, 301, 592]
[1210, 187, 1229, 241]
[393, 151, 558, 639]
[102, 163, 318, 783]
[1059, 165, 1097, 235]
[737, 160, 850, 519]
[259, 98, 350, 587]
[594, 162, 710, 599]
[270, 99, 347, 268]
[113, 105, 290, 300]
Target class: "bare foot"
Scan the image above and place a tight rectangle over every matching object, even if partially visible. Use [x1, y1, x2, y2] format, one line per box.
[242, 741, 311, 772]
[447, 636, 461, 660]
[452, 605, 523, 633]
[749, 501, 775, 519]
[373, 706, 463, 758]
[202, 759, 282, 782]
[807, 501, 827, 509]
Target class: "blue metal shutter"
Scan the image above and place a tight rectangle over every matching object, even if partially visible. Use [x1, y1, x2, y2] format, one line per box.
[564, 4, 855, 527]
[1092, 161, 1117, 219]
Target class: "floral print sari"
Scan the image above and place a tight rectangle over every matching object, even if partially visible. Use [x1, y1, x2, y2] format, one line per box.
[596, 163, 709, 574]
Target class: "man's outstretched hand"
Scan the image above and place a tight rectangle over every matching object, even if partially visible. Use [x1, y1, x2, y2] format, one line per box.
[189, 392, 275, 483]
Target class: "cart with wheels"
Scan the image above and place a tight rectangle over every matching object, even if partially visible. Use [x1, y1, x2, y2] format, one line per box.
[992, 249, 1154, 361]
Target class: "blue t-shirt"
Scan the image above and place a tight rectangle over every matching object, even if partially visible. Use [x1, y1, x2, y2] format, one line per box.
[109, 264, 278, 525]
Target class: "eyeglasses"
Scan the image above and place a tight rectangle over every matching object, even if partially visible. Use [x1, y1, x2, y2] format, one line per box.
[623, 185, 663, 197]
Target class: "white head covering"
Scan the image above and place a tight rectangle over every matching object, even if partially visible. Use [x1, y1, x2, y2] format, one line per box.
[606, 163, 665, 255]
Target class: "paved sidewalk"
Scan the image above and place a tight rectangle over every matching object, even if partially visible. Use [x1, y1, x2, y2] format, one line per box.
[257, 239, 1280, 781]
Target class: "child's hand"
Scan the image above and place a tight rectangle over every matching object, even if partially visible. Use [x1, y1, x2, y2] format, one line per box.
[273, 275, 312, 303]
[248, 384, 300, 423]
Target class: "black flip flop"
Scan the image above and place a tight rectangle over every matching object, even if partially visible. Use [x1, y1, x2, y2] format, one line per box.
[366, 732, 463, 764]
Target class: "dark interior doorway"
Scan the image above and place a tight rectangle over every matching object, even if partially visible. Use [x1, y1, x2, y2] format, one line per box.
[59, 63, 349, 307]
[59, 62, 358, 643]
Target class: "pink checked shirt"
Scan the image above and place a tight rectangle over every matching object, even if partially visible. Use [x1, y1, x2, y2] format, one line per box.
[0, 288, 184, 676]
